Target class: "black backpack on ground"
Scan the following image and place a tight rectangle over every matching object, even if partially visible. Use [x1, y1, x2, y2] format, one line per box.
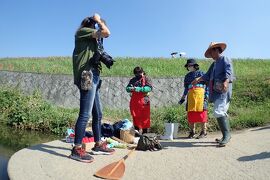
[101, 123, 114, 137]
[113, 121, 125, 138]
[136, 133, 162, 151]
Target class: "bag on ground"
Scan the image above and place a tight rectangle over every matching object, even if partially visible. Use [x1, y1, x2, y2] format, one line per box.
[120, 129, 135, 144]
[101, 123, 114, 137]
[136, 133, 162, 151]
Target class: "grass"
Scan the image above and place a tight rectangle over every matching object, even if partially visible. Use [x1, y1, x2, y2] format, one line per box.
[0, 57, 270, 135]
[0, 88, 77, 135]
[0, 57, 270, 77]
[0, 77, 269, 135]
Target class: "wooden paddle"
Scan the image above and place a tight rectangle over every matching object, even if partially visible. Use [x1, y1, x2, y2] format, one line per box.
[94, 148, 135, 180]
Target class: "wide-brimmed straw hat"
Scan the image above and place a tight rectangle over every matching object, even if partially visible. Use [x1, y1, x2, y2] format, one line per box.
[204, 42, 227, 58]
[184, 58, 199, 67]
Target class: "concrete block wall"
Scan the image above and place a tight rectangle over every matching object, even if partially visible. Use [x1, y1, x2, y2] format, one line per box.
[0, 71, 185, 109]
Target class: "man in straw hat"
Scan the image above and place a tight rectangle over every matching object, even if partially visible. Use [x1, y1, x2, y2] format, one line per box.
[192, 42, 234, 147]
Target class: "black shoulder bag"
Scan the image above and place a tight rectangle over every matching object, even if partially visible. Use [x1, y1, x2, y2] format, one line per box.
[136, 133, 162, 151]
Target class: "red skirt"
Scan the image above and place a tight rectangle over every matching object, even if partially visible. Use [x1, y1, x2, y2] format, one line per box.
[187, 111, 208, 123]
[130, 92, 150, 129]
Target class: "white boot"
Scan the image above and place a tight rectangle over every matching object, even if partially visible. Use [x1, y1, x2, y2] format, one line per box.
[160, 123, 174, 140]
[173, 123, 180, 139]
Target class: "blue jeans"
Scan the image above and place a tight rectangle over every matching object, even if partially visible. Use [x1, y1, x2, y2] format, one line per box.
[74, 70, 102, 145]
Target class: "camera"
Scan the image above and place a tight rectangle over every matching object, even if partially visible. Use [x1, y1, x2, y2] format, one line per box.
[90, 51, 101, 65]
[99, 51, 115, 69]
[90, 51, 115, 69]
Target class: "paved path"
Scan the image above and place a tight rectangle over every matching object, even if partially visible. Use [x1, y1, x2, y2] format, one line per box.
[8, 125, 270, 180]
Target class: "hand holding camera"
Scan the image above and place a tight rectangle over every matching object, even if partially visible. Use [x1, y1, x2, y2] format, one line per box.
[89, 13, 114, 69]
[92, 13, 101, 23]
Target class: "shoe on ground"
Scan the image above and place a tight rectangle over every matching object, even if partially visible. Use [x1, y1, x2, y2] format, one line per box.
[187, 131, 195, 139]
[91, 141, 115, 155]
[217, 142, 228, 147]
[218, 136, 231, 147]
[70, 146, 94, 163]
[196, 132, 207, 139]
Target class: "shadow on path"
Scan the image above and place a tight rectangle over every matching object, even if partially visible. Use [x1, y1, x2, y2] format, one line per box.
[28, 143, 70, 158]
[160, 140, 217, 148]
[251, 125, 270, 131]
[238, 152, 270, 161]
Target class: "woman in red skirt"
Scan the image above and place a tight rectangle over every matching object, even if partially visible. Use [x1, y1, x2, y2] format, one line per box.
[179, 59, 209, 139]
[126, 67, 152, 134]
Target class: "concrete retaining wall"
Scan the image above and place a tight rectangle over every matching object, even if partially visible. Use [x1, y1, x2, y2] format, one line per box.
[0, 71, 184, 109]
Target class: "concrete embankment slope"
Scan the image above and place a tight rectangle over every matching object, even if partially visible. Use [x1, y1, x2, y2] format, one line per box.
[8, 125, 270, 180]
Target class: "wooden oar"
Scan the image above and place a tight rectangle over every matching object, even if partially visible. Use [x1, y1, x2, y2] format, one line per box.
[94, 148, 135, 180]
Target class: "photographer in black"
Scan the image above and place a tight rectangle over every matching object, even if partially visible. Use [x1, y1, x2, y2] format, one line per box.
[71, 13, 115, 163]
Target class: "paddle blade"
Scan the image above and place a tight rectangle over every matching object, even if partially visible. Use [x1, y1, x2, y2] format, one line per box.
[94, 161, 125, 180]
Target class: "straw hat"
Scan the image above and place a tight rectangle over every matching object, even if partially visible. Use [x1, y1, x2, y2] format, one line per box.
[204, 42, 227, 58]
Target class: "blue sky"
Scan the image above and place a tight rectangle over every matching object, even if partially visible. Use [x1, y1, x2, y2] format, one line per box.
[0, 0, 270, 59]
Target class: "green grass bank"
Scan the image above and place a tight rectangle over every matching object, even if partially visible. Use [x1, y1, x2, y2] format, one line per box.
[0, 57, 269, 135]
[0, 57, 270, 77]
